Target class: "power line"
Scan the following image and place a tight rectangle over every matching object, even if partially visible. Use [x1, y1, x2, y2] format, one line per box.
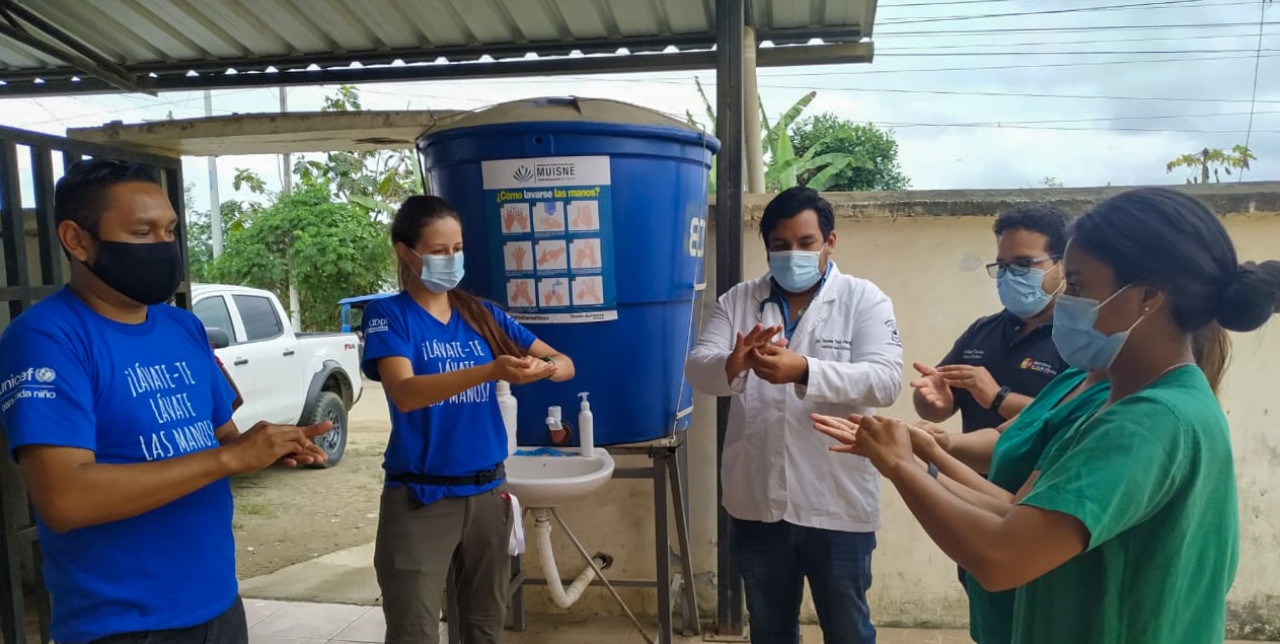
[879, 0, 1256, 25]
[545, 70, 1280, 105]
[749, 83, 1280, 104]
[876, 121, 1280, 134]
[753, 52, 1280, 76]
[876, 30, 1280, 49]
[10, 88, 264, 127]
[877, 47, 1280, 55]
[902, 109, 1280, 125]
[1241, 1, 1270, 176]
[876, 19, 1273, 36]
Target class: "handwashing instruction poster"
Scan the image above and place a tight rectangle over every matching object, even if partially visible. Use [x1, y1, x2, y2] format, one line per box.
[481, 155, 617, 323]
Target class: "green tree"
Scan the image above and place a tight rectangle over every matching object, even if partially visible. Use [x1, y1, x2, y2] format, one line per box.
[1166, 145, 1257, 184]
[186, 197, 258, 282]
[687, 79, 872, 192]
[292, 85, 423, 218]
[789, 114, 910, 192]
[208, 185, 393, 331]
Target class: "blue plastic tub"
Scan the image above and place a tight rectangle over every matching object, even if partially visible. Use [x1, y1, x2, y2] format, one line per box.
[418, 98, 719, 446]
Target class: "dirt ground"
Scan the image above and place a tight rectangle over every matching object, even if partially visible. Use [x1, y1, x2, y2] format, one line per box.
[232, 382, 392, 580]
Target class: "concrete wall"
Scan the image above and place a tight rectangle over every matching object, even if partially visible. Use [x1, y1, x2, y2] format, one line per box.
[516, 181, 1280, 637]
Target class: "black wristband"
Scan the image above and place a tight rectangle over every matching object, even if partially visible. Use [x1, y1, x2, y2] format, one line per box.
[989, 385, 1012, 412]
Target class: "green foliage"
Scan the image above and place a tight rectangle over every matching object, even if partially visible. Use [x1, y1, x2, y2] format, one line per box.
[1040, 177, 1064, 189]
[186, 197, 258, 282]
[691, 80, 907, 193]
[207, 185, 393, 331]
[1166, 145, 1257, 184]
[291, 85, 422, 218]
[789, 114, 910, 192]
[762, 92, 877, 192]
[232, 168, 267, 194]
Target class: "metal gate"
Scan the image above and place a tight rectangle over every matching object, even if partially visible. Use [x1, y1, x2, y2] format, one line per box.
[0, 124, 185, 644]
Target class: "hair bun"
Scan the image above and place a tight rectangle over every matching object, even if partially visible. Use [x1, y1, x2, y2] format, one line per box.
[1216, 261, 1280, 332]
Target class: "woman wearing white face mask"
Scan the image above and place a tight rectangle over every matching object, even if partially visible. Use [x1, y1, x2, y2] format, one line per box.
[360, 196, 575, 644]
[814, 188, 1280, 644]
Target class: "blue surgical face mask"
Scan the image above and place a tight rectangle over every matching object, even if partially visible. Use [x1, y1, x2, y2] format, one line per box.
[769, 247, 825, 293]
[998, 268, 1057, 319]
[420, 251, 465, 293]
[1052, 285, 1145, 371]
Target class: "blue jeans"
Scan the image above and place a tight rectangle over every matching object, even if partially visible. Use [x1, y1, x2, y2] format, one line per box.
[85, 598, 247, 644]
[733, 519, 876, 644]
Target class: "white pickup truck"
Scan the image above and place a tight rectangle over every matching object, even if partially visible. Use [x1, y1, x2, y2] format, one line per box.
[190, 284, 362, 467]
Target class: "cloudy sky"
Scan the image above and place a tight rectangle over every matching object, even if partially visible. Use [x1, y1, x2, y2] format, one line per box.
[0, 0, 1275, 214]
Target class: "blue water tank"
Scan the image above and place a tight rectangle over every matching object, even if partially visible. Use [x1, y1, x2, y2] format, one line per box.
[418, 97, 720, 446]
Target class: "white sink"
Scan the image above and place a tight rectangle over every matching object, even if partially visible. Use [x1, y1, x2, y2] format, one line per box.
[505, 449, 615, 508]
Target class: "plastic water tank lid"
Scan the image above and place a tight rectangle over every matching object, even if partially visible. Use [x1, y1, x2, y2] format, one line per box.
[421, 96, 698, 135]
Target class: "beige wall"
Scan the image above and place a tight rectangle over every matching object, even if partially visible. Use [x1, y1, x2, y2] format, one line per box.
[516, 185, 1280, 636]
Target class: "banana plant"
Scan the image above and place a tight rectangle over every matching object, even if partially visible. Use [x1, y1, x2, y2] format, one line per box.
[693, 78, 859, 192]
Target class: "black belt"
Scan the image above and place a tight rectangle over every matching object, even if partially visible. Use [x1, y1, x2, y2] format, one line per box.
[386, 463, 505, 487]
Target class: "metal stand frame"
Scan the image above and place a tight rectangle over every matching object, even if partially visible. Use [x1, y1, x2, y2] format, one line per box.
[446, 433, 698, 644]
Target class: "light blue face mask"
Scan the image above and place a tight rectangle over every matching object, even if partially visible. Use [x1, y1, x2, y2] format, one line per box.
[1052, 285, 1145, 371]
[998, 268, 1055, 319]
[420, 251, 465, 293]
[769, 247, 825, 293]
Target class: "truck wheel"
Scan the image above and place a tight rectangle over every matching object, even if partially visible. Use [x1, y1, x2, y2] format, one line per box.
[304, 391, 347, 468]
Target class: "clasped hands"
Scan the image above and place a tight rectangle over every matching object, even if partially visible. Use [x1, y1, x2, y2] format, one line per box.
[726, 323, 809, 385]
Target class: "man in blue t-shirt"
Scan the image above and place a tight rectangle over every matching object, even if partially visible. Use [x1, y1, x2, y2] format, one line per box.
[0, 159, 332, 644]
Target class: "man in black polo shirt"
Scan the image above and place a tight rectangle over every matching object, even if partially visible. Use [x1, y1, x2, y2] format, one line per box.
[912, 204, 1070, 435]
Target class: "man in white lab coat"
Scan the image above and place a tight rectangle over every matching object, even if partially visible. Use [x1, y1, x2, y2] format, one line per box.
[686, 187, 903, 644]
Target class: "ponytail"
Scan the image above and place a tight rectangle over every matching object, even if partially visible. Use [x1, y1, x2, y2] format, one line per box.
[448, 290, 527, 359]
[1191, 322, 1231, 395]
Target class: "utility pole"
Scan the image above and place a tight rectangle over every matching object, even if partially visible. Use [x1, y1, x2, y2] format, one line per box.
[204, 90, 222, 257]
[280, 87, 302, 332]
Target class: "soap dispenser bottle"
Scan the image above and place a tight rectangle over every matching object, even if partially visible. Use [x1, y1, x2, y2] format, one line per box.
[496, 380, 517, 457]
[577, 392, 594, 457]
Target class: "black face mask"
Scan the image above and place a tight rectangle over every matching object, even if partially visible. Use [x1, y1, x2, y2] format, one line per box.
[84, 237, 184, 305]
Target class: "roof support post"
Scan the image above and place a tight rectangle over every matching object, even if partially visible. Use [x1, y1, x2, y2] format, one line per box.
[743, 25, 765, 194]
[714, 0, 747, 637]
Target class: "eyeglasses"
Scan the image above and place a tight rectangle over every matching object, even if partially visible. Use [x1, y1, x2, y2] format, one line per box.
[986, 256, 1057, 279]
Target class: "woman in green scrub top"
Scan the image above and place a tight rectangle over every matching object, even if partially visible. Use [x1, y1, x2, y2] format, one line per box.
[817, 188, 1280, 644]
[906, 327, 1228, 644]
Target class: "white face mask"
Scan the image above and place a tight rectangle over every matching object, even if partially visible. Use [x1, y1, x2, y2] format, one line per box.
[420, 251, 465, 293]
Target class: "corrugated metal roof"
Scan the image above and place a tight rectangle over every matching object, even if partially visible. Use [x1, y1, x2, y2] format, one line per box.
[0, 0, 875, 95]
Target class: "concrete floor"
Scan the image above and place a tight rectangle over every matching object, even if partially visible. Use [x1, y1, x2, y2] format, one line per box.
[244, 598, 975, 643]
[238, 542, 1278, 644]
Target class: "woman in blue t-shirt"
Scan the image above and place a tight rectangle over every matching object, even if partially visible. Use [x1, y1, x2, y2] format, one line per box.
[361, 195, 575, 644]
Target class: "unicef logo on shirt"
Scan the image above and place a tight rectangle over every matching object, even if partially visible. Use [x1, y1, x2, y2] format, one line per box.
[512, 165, 534, 183]
[34, 367, 56, 383]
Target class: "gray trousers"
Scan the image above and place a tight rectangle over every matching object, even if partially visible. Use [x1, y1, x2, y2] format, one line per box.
[374, 485, 512, 644]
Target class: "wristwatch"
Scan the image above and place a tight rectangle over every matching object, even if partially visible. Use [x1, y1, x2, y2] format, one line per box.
[989, 385, 1012, 412]
[927, 462, 939, 479]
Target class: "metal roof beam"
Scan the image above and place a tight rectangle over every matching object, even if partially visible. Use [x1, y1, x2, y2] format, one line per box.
[0, 41, 870, 97]
[0, 25, 863, 81]
[0, 1, 150, 94]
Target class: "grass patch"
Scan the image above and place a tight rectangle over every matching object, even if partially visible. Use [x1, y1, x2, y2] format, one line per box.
[234, 500, 273, 517]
